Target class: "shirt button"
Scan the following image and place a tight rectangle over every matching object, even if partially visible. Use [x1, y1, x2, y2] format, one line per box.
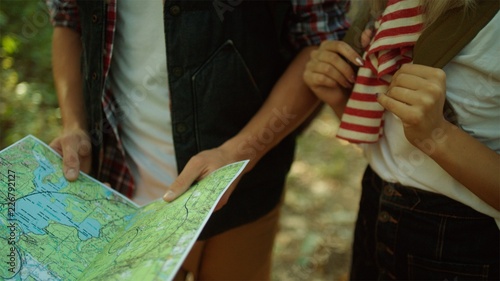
[172, 67, 183, 78]
[169, 5, 181, 16]
[378, 211, 390, 223]
[92, 72, 98, 80]
[91, 14, 99, 23]
[176, 123, 187, 133]
[376, 242, 386, 251]
[383, 185, 394, 196]
[94, 122, 102, 132]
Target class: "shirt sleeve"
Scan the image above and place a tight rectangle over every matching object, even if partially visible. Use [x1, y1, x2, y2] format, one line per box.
[289, 0, 351, 49]
[46, 0, 81, 33]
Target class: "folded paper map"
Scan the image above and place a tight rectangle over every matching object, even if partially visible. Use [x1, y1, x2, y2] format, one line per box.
[0, 135, 247, 280]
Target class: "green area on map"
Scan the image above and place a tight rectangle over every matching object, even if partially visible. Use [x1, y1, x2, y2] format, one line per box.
[0, 136, 247, 281]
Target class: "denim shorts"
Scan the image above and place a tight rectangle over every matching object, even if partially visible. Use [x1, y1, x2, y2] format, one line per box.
[350, 166, 499, 280]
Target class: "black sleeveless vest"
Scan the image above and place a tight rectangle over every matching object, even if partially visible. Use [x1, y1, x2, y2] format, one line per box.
[76, 0, 297, 238]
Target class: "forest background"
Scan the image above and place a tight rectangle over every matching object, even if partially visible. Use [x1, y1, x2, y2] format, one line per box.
[0, 1, 367, 280]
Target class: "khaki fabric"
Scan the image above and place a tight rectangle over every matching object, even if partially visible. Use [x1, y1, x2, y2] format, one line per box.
[176, 202, 282, 280]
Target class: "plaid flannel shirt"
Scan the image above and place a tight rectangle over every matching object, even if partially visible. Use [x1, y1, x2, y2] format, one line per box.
[47, 0, 350, 197]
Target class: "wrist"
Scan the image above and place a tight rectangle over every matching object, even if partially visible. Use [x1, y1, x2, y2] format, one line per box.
[413, 120, 456, 157]
[220, 134, 266, 172]
[62, 121, 88, 135]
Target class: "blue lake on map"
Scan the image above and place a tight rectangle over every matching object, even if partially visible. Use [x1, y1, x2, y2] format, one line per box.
[14, 151, 103, 241]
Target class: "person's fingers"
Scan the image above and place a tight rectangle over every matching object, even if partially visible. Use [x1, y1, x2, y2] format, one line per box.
[385, 85, 422, 106]
[163, 158, 207, 202]
[214, 181, 238, 211]
[78, 137, 92, 174]
[318, 40, 364, 67]
[163, 173, 196, 202]
[314, 53, 356, 85]
[78, 137, 91, 157]
[309, 40, 363, 87]
[213, 167, 247, 211]
[49, 138, 64, 156]
[61, 135, 81, 181]
[304, 68, 338, 89]
[306, 57, 353, 88]
[377, 91, 415, 123]
[50, 130, 92, 180]
[395, 64, 447, 84]
[361, 28, 374, 48]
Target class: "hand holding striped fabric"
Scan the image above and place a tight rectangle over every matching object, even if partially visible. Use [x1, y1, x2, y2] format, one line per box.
[377, 64, 448, 147]
[336, 0, 424, 143]
[304, 40, 364, 112]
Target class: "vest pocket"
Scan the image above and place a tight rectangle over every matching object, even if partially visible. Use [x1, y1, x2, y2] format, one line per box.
[192, 40, 263, 149]
[407, 254, 490, 280]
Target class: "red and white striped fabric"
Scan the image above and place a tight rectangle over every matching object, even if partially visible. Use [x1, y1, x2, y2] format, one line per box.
[336, 0, 424, 143]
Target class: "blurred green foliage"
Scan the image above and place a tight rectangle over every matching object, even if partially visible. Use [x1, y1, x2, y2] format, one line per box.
[1, 0, 60, 149]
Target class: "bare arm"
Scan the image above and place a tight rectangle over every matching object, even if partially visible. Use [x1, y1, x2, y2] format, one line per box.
[52, 27, 84, 129]
[222, 46, 321, 167]
[49, 27, 92, 180]
[378, 64, 500, 210]
[431, 122, 500, 210]
[163, 0, 352, 208]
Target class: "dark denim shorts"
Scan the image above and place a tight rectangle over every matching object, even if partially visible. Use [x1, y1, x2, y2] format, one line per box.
[350, 166, 500, 280]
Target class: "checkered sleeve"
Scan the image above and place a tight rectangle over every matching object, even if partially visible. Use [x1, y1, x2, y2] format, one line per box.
[289, 0, 351, 49]
[46, 0, 81, 33]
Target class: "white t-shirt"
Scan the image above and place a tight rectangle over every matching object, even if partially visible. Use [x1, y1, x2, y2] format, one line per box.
[363, 12, 500, 226]
[109, 0, 178, 206]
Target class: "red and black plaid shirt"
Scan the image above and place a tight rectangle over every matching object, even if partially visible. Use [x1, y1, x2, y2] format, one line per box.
[47, 0, 350, 197]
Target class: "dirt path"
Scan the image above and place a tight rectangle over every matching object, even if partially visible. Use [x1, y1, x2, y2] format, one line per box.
[272, 107, 367, 281]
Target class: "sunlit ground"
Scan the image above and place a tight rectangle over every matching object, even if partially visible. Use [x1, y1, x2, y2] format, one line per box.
[273, 107, 367, 281]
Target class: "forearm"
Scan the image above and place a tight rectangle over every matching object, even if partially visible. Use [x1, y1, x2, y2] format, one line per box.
[164, 47, 323, 202]
[425, 122, 500, 210]
[52, 27, 87, 131]
[221, 46, 321, 169]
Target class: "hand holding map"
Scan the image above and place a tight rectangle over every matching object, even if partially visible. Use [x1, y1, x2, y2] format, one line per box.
[0, 136, 247, 281]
